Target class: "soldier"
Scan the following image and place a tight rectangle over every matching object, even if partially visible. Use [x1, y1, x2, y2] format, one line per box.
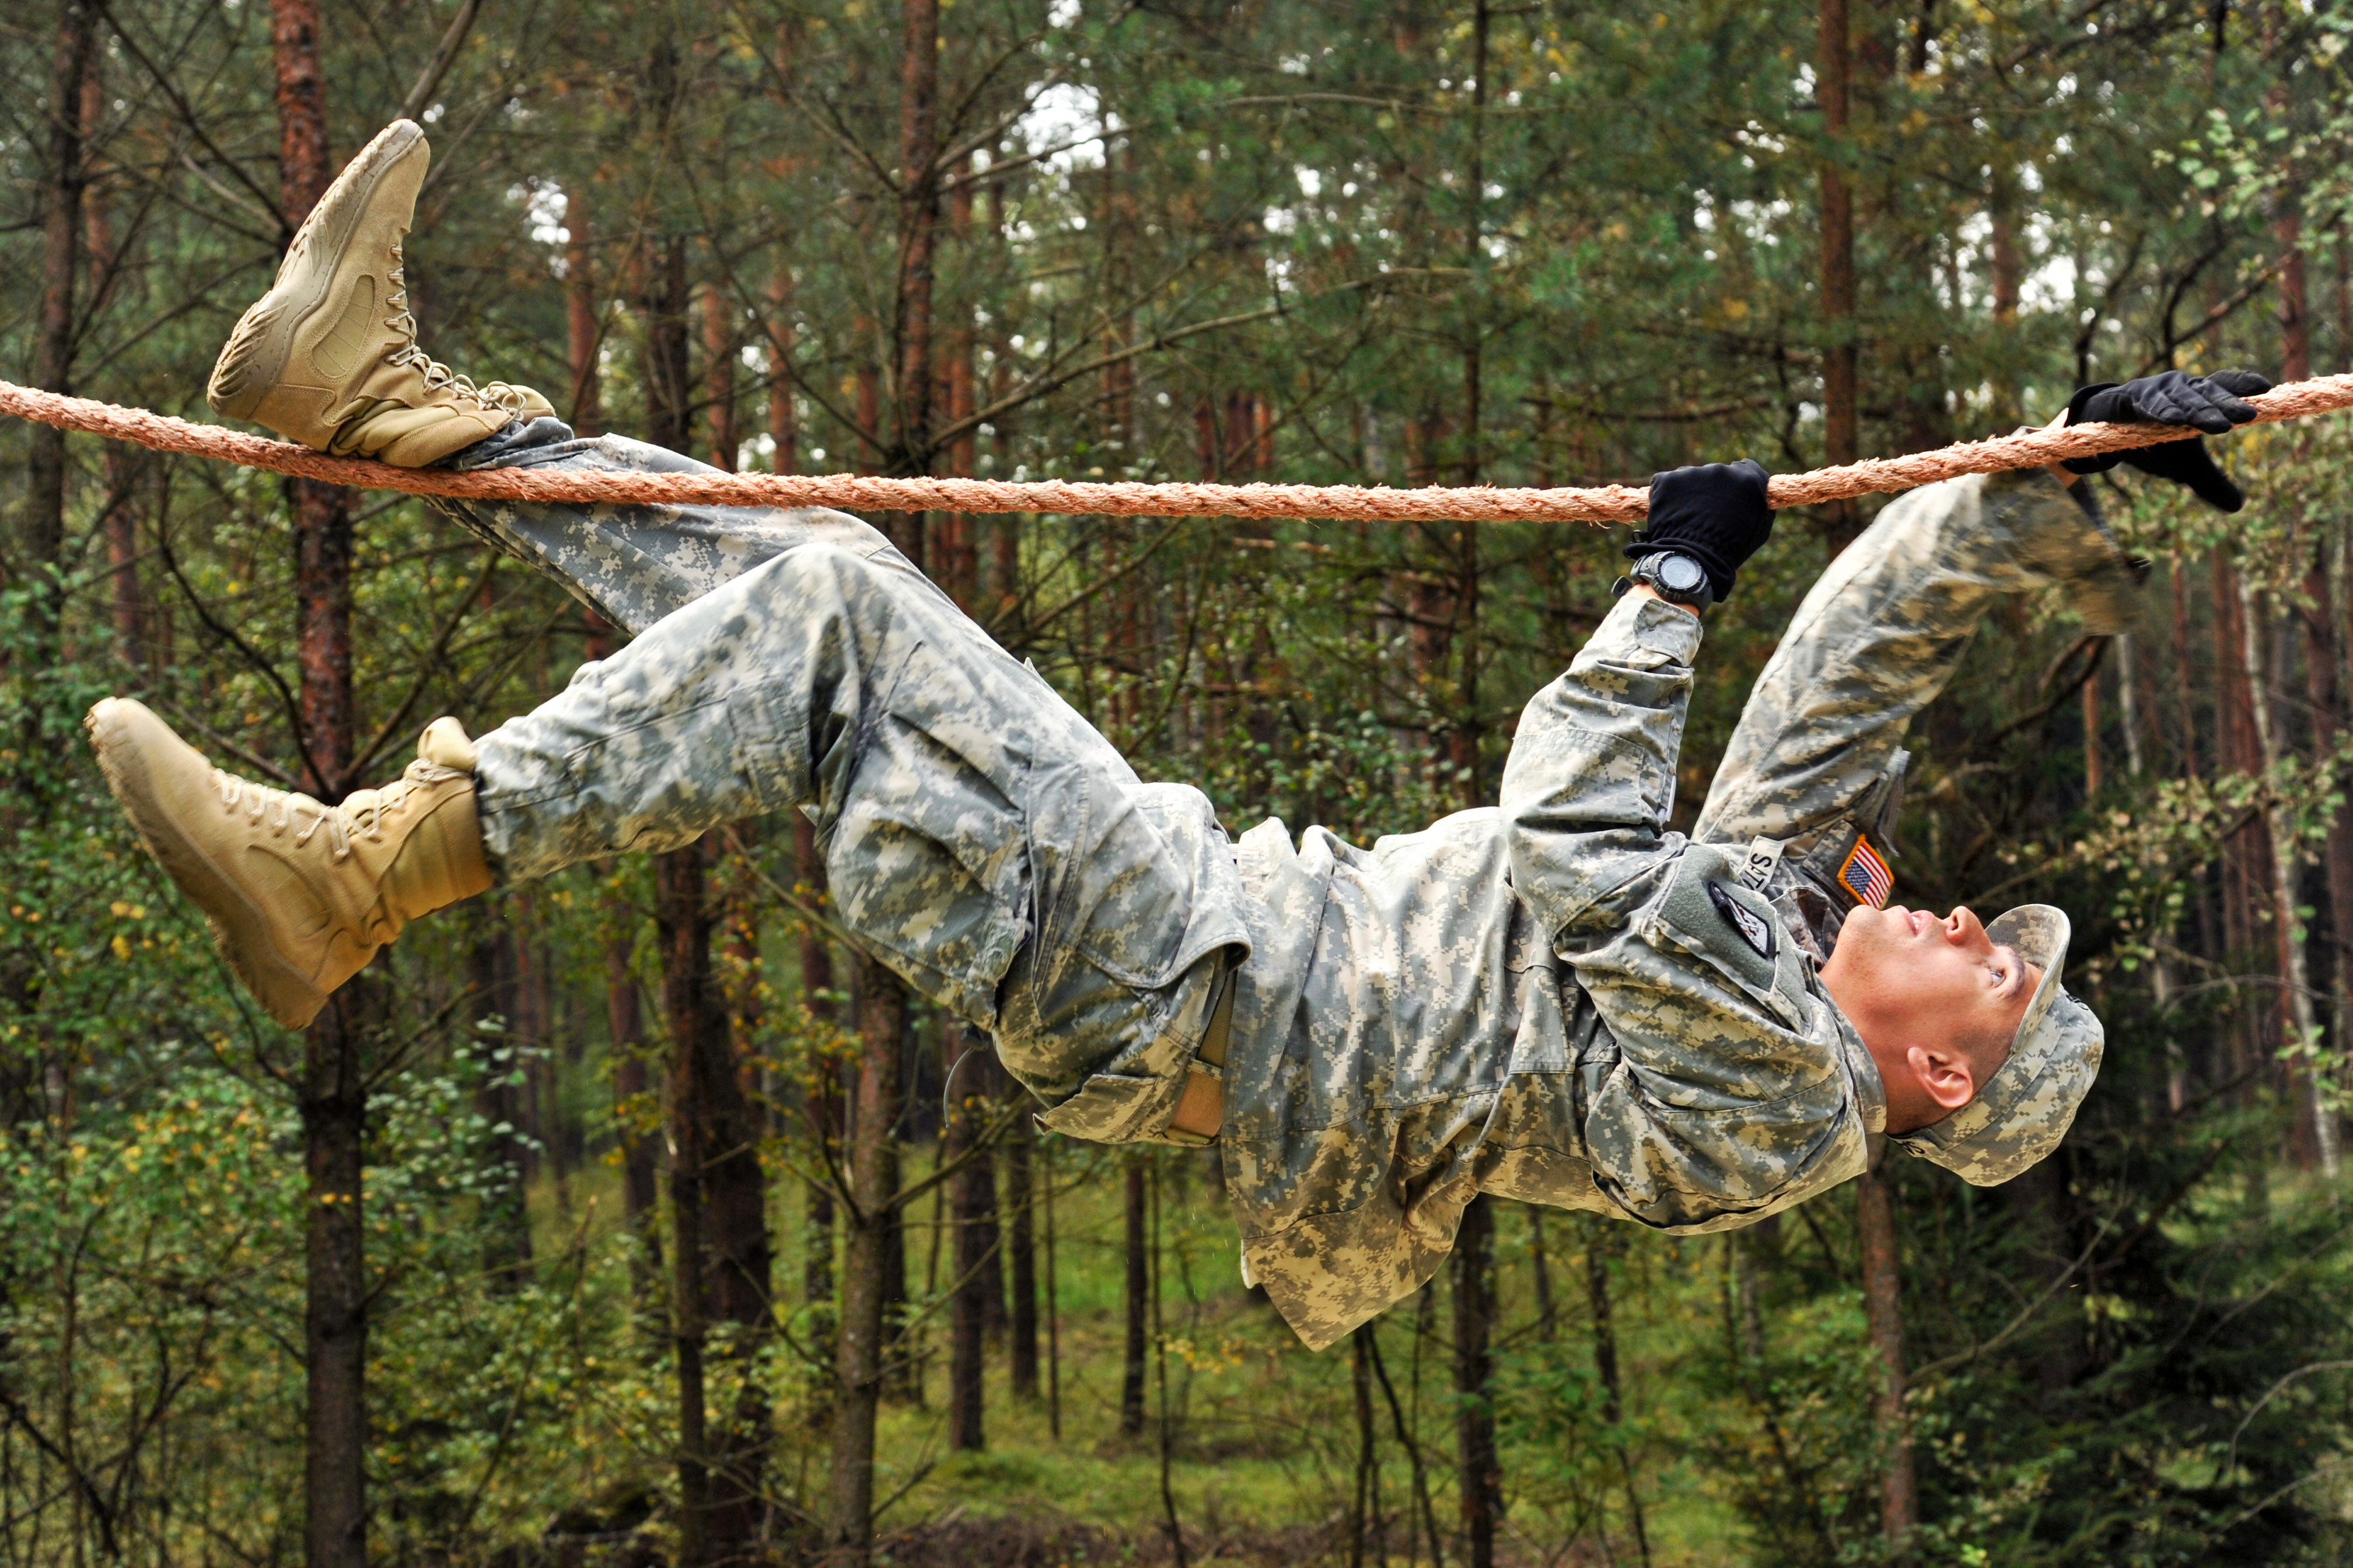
[86, 121, 2267, 1348]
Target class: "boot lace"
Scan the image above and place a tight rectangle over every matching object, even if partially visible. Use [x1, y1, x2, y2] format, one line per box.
[210, 762, 460, 860]
[381, 240, 538, 416]
[212, 772, 353, 862]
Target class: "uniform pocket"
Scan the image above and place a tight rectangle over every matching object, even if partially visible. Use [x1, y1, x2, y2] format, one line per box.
[826, 638, 1036, 1026]
[1646, 845, 1809, 1031]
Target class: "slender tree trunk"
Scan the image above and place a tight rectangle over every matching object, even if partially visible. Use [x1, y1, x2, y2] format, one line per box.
[609, 927, 663, 1278]
[794, 817, 839, 1417]
[2242, 581, 2339, 1173]
[1120, 1155, 1149, 1436]
[468, 916, 533, 1282]
[1005, 1112, 1040, 1398]
[895, 0, 940, 474]
[1350, 1325, 1380, 1568]
[1857, 1149, 1916, 1555]
[1453, 1195, 1502, 1568]
[2304, 551, 2353, 1161]
[643, 234, 692, 455]
[945, 1021, 988, 1451]
[565, 188, 601, 433]
[1586, 1218, 1649, 1566]
[101, 451, 144, 666]
[1044, 1135, 1063, 1438]
[2083, 663, 2104, 799]
[2216, 552, 2266, 1083]
[1988, 165, 2023, 428]
[23, 0, 93, 653]
[265, 12, 369, 1567]
[828, 955, 907, 1563]
[2278, 204, 2349, 1166]
[1817, 0, 1860, 553]
[659, 845, 715, 1568]
[768, 266, 797, 473]
[703, 281, 736, 469]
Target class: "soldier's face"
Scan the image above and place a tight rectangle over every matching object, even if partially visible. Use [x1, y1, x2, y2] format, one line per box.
[1820, 904, 2040, 1131]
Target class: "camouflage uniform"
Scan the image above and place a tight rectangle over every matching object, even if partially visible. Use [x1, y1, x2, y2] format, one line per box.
[432, 421, 2127, 1352]
[437, 420, 1247, 1142]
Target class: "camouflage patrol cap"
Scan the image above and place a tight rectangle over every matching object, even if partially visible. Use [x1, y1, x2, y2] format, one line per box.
[1891, 904, 2103, 1186]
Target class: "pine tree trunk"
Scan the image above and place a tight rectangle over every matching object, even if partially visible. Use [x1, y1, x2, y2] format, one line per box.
[945, 1021, 988, 1451]
[468, 915, 533, 1283]
[768, 266, 797, 473]
[1349, 1325, 1379, 1568]
[702, 281, 736, 469]
[265, 11, 369, 1565]
[794, 817, 838, 1417]
[101, 451, 143, 666]
[608, 934, 663, 1285]
[658, 844, 716, 1568]
[1817, 0, 1860, 553]
[642, 233, 691, 455]
[1453, 1195, 1502, 1568]
[1120, 1156, 1148, 1437]
[1585, 1218, 1649, 1565]
[1005, 1113, 1040, 1399]
[2303, 548, 2353, 1162]
[895, 0, 939, 475]
[828, 954, 907, 1563]
[564, 188, 600, 433]
[2214, 552, 2267, 1083]
[1857, 1149, 1916, 1553]
[2241, 579, 2339, 1173]
[24, 0, 92, 654]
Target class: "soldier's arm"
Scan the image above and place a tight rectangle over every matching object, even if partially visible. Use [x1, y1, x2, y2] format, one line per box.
[1498, 589, 1703, 941]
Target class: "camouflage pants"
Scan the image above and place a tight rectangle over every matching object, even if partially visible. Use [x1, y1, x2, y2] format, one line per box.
[429, 419, 1249, 1140]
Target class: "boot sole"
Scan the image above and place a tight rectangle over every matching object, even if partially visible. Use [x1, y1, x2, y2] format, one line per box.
[85, 702, 328, 1031]
[207, 120, 426, 424]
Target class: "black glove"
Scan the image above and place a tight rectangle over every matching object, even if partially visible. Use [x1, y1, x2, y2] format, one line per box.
[2063, 368, 2271, 513]
[1627, 458, 1773, 603]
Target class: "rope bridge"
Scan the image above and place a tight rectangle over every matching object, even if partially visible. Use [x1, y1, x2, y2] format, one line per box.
[9, 374, 2353, 523]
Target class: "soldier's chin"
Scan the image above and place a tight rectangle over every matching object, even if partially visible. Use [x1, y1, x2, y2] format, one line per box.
[1823, 902, 1894, 971]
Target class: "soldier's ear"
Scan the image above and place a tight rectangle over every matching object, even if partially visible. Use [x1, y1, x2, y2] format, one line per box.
[1905, 1043, 1977, 1112]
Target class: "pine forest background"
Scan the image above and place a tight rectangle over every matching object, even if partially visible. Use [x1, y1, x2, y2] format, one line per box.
[11, 0, 2353, 1564]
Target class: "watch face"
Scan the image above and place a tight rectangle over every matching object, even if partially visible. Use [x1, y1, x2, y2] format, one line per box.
[1657, 554, 1705, 594]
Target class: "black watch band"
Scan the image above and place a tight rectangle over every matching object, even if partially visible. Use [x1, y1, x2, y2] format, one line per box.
[1613, 550, 1714, 610]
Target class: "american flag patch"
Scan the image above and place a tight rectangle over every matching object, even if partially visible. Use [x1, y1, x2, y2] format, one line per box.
[1837, 834, 1894, 908]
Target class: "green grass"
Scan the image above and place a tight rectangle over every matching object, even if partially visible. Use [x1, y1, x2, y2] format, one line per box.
[531, 1141, 1758, 1563]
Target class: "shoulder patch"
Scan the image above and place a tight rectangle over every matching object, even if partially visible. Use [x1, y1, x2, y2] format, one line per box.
[1708, 881, 1776, 960]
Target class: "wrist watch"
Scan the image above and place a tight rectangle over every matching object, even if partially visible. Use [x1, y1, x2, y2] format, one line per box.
[1613, 550, 1714, 612]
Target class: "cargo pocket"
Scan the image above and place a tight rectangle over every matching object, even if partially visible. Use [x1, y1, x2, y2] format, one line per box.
[825, 638, 1034, 1027]
[1033, 1068, 1185, 1145]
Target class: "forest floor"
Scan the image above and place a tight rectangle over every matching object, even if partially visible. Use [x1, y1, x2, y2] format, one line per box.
[540, 1145, 1752, 1566]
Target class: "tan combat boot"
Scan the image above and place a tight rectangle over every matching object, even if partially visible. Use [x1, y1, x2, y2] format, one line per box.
[86, 699, 495, 1029]
[205, 119, 552, 469]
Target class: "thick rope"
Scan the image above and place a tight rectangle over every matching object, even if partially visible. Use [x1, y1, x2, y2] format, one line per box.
[6, 374, 2353, 522]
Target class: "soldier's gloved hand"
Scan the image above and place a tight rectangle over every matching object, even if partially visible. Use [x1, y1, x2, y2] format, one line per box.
[2063, 368, 2271, 513]
[1627, 458, 1774, 603]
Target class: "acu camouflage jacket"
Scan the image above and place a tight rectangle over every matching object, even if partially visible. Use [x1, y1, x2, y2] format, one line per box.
[1219, 593, 1883, 1352]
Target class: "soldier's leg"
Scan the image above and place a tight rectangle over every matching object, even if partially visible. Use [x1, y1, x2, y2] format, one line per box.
[425, 415, 892, 635]
[473, 536, 1249, 1142]
[1688, 470, 2141, 940]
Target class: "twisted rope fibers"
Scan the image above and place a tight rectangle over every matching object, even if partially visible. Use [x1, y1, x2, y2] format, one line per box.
[8, 374, 2353, 522]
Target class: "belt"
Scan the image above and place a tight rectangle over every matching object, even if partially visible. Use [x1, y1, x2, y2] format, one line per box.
[1164, 974, 1236, 1143]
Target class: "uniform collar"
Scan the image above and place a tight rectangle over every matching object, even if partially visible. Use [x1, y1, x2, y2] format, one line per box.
[1826, 992, 1887, 1135]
